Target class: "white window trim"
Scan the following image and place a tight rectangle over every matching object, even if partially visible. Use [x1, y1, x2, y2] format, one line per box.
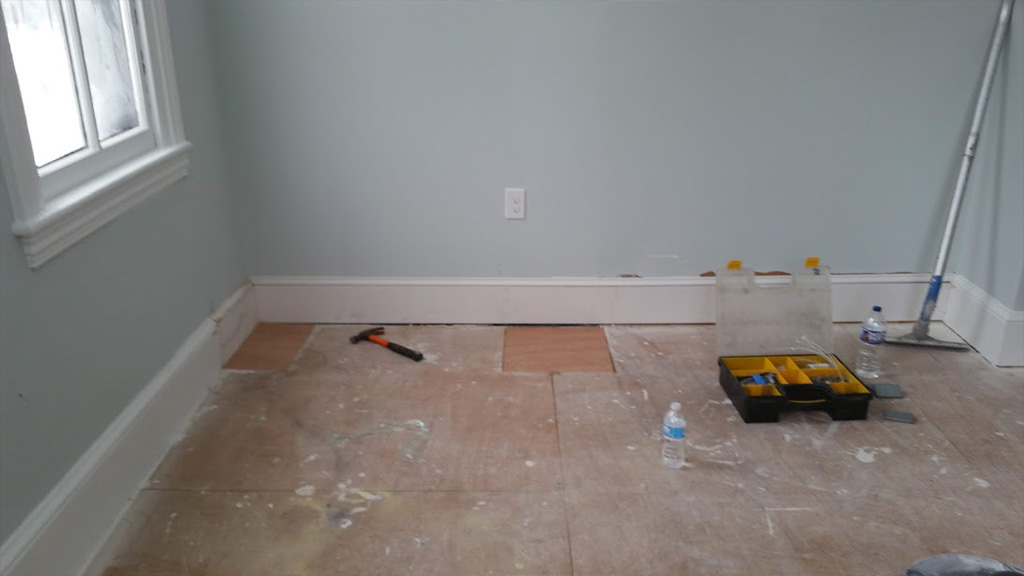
[0, 0, 190, 268]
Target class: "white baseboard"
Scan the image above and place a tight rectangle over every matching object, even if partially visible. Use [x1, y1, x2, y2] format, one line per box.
[253, 273, 1022, 367]
[0, 319, 220, 576]
[252, 273, 952, 325]
[211, 281, 258, 365]
[946, 275, 1024, 367]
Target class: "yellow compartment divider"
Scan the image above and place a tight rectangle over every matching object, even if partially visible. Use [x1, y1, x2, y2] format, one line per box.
[743, 384, 782, 397]
[722, 357, 774, 372]
[724, 356, 867, 395]
[778, 369, 811, 384]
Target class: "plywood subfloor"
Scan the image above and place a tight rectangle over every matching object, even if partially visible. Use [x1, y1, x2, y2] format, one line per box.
[99, 323, 1024, 576]
[503, 326, 614, 373]
[224, 322, 313, 371]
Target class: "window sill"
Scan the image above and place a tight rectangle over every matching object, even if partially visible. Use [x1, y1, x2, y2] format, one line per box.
[10, 142, 191, 268]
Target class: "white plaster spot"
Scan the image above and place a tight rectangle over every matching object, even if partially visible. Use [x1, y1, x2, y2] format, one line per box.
[626, 445, 638, 451]
[338, 518, 353, 529]
[854, 447, 891, 463]
[783, 433, 794, 443]
[854, 448, 876, 463]
[295, 484, 316, 497]
[692, 444, 724, 452]
[235, 502, 244, 509]
[973, 478, 990, 489]
[303, 454, 318, 464]
[268, 503, 274, 509]
[358, 472, 366, 478]
[525, 460, 536, 468]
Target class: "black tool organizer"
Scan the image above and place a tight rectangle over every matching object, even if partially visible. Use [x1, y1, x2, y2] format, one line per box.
[717, 355, 872, 423]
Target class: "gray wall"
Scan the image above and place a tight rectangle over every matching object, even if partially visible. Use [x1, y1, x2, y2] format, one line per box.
[211, 0, 1023, 309]
[0, 0, 245, 541]
[950, 0, 1024, 310]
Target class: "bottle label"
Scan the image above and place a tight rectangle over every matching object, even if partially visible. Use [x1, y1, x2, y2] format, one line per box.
[663, 424, 685, 439]
[861, 328, 885, 345]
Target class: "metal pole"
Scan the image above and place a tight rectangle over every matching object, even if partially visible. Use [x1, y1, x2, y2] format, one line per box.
[909, 0, 1015, 341]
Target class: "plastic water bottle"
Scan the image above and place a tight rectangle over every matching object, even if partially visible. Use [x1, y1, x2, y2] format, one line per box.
[855, 305, 887, 379]
[661, 402, 686, 469]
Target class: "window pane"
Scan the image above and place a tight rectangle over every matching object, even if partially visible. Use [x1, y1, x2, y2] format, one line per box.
[76, 0, 139, 141]
[1, 0, 86, 167]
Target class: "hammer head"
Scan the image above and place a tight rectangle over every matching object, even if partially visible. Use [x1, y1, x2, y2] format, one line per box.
[350, 327, 385, 344]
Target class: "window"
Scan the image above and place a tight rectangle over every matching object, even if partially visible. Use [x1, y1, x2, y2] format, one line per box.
[0, 0, 188, 267]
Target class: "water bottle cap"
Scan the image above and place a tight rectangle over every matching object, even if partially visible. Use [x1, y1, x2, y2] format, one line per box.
[872, 306, 882, 312]
[670, 402, 681, 411]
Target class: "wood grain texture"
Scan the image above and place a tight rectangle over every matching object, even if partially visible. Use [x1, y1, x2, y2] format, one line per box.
[503, 326, 614, 373]
[224, 323, 313, 371]
[100, 324, 1024, 576]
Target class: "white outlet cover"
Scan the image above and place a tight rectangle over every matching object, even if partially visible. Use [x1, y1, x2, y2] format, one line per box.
[505, 188, 526, 220]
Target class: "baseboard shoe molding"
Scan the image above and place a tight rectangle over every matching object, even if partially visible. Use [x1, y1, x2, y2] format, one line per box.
[946, 274, 1024, 367]
[211, 281, 258, 365]
[251, 273, 953, 325]
[0, 319, 220, 576]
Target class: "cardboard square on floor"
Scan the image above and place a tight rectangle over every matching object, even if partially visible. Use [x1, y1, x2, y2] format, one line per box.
[503, 326, 614, 373]
[225, 323, 313, 371]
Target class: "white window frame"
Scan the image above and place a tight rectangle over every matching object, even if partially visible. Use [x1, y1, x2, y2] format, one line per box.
[0, 0, 190, 268]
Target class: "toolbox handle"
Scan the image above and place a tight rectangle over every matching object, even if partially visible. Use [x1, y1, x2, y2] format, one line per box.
[782, 383, 837, 405]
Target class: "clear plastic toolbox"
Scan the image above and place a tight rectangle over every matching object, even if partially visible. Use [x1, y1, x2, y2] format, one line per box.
[715, 258, 872, 423]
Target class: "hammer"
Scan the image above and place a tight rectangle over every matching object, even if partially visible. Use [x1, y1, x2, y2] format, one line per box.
[350, 327, 424, 362]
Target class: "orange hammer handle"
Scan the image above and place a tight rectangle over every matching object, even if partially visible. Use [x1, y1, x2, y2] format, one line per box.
[366, 333, 424, 362]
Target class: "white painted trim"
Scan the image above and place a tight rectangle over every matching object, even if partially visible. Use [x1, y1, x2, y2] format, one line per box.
[0, 16, 41, 222]
[211, 281, 259, 365]
[136, 0, 186, 145]
[11, 143, 191, 268]
[0, 319, 219, 576]
[251, 273, 952, 325]
[251, 273, 934, 287]
[253, 273, 1021, 365]
[946, 274, 1024, 366]
[0, 0, 190, 269]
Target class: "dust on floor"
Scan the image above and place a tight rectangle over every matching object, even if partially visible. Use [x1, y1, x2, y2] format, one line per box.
[98, 323, 1024, 576]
